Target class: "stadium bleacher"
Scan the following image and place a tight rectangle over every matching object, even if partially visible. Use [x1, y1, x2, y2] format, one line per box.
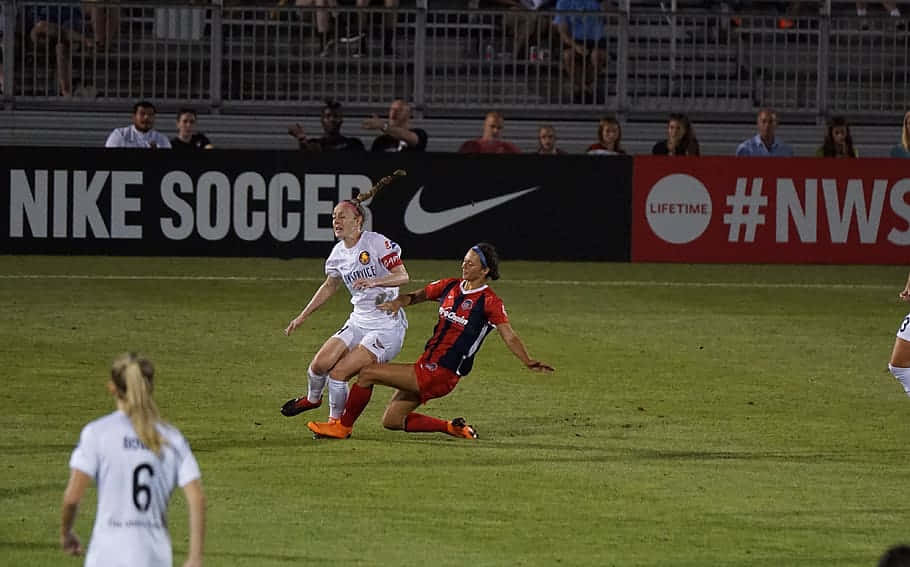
[0, 0, 907, 154]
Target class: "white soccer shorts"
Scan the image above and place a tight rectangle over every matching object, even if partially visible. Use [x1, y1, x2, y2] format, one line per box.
[333, 319, 406, 364]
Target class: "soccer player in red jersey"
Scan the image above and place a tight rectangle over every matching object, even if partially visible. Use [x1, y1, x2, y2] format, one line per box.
[307, 242, 553, 440]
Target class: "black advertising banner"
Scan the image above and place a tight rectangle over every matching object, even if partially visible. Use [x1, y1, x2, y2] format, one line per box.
[0, 148, 632, 261]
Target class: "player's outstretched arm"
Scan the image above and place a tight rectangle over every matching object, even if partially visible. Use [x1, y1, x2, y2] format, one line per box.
[353, 264, 409, 290]
[61, 469, 90, 556]
[901, 271, 910, 302]
[497, 323, 554, 373]
[377, 288, 427, 314]
[285, 276, 342, 336]
[181, 479, 206, 567]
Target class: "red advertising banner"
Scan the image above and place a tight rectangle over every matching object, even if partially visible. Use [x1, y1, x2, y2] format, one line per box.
[632, 156, 910, 264]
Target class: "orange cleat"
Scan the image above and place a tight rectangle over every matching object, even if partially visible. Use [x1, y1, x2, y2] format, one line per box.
[446, 417, 478, 439]
[327, 416, 341, 424]
[307, 420, 352, 439]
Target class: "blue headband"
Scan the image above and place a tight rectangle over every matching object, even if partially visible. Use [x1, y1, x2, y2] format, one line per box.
[471, 245, 488, 269]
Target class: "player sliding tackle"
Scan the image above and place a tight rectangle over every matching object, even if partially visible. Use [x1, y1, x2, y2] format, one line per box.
[281, 170, 409, 425]
[307, 242, 554, 440]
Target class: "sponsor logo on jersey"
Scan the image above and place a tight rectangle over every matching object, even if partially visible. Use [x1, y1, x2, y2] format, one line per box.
[439, 306, 469, 326]
[381, 252, 402, 270]
[358, 251, 371, 265]
[344, 265, 378, 284]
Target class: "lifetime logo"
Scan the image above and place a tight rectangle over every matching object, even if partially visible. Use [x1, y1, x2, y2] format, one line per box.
[646, 174, 910, 245]
[645, 174, 713, 244]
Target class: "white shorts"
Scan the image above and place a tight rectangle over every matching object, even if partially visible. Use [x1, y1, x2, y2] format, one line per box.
[333, 317, 406, 364]
[898, 313, 910, 342]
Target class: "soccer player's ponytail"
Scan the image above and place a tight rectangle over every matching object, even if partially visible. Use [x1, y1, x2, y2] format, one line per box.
[111, 353, 165, 455]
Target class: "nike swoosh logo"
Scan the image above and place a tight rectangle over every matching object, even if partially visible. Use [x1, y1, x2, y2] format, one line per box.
[404, 186, 540, 235]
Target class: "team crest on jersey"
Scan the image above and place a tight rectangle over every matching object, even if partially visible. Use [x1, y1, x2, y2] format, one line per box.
[358, 251, 371, 265]
[460, 299, 474, 310]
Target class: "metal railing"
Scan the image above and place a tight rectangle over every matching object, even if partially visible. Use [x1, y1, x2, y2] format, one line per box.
[0, 0, 907, 119]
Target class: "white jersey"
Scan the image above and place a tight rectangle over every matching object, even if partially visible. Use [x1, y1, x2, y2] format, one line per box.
[325, 230, 406, 330]
[105, 125, 172, 149]
[69, 410, 201, 567]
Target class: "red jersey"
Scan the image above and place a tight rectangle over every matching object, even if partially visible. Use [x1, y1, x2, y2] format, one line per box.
[421, 278, 509, 376]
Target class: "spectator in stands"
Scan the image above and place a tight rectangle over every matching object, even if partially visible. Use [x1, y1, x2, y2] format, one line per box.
[459, 112, 521, 154]
[855, 1, 900, 20]
[554, 0, 609, 101]
[171, 108, 214, 150]
[83, 0, 119, 51]
[482, 1, 557, 61]
[288, 98, 365, 151]
[339, 0, 400, 57]
[275, 0, 336, 56]
[890, 111, 910, 158]
[105, 101, 171, 149]
[587, 115, 625, 155]
[735, 109, 793, 157]
[652, 113, 700, 156]
[27, 2, 93, 97]
[536, 125, 566, 155]
[816, 115, 857, 158]
[0, 3, 5, 94]
[879, 545, 910, 567]
[364, 98, 428, 152]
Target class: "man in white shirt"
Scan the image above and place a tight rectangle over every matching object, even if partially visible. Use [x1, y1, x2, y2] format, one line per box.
[105, 101, 172, 148]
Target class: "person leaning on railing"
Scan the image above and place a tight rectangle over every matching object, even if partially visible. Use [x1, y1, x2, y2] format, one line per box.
[172, 108, 214, 151]
[586, 115, 625, 155]
[536, 125, 567, 155]
[815, 116, 857, 158]
[890, 111, 910, 158]
[652, 113, 700, 156]
[735, 108, 793, 157]
[364, 99, 428, 152]
[288, 98, 365, 152]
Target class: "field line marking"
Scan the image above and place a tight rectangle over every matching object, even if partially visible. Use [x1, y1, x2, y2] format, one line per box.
[0, 274, 893, 290]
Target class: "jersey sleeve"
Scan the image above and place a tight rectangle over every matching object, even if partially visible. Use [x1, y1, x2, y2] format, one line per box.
[68, 423, 99, 478]
[485, 293, 510, 326]
[424, 278, 458, 301]
[325, 249, 342, 278]
[377, 236, 403, 271]
[175, 433, 202, 487]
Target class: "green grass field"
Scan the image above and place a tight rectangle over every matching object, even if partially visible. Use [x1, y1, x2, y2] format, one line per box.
[2, 255, 909, 566]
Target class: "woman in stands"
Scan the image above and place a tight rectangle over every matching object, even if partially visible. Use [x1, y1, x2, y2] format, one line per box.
[888, 272, 910, 397]
[586, 115, 625, 155]
[61, 353, 205, 567]
[307, 242, 554, 440]
[889, 111, 910, 158]
[536, 125, 566, 155]
[281, 197, 410, 425]
[652, 113, 700, 156]
[816, 115, 858, 158]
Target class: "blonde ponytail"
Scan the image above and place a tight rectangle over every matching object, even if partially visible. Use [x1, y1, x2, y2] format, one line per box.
[111, 353, 165, 455]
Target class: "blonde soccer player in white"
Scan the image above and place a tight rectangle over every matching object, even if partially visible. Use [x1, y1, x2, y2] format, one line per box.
[281, 197, 409, 422]
[889, 272, 910, 395]
[60, 353, 205, 567]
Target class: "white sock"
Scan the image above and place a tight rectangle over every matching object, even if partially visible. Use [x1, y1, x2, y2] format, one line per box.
[328, 379, 349, 419]
[888, 364, 910, 396]
[891, 8, 901, 16]
[307, 366, 327, 403]
[857, 7, 867, 16]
